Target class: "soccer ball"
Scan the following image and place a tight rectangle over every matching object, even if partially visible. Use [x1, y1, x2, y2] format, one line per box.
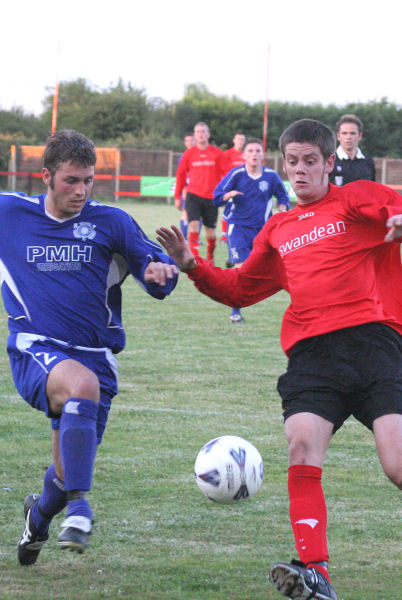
[194, 435, 264, 504]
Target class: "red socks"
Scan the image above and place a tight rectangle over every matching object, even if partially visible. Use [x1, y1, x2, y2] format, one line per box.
[221, 218, 228, 242]
[288, 465, 330, 581]
[207, 237, 216, 263]
[189, 232, 216, 264]
[188, 231, 199, 256]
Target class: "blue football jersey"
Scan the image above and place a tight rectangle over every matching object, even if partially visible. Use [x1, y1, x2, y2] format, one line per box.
[213, 166, 289, 227]
[0, 193, 178, 353]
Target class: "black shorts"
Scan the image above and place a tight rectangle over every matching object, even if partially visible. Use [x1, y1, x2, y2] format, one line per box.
[186, 193, 218, 228]
[277, 322, 402, 432]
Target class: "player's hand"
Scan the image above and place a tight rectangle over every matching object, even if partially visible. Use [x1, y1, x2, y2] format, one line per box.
[174, 198, 182, 211]
[385, 214, 402, 242]
[155, 225, 197, 272]
[144, 261, 179, 286]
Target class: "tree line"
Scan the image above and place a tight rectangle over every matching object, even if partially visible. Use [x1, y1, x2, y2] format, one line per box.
[1, 79, 401, 172]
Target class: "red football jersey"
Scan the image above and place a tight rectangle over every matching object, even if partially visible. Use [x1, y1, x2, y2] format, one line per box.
[188, 181, 402, 355]
[175, 145, 225, 200]
[222, 147, 245, 175]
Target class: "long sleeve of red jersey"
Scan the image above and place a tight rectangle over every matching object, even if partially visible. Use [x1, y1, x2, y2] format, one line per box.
[344, 181, 402, 327]
[345, 180, 402, 225]
[187, 228, 285, 307]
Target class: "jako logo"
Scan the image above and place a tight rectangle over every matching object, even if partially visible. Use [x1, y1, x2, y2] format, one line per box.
[298, 212, 314, 220]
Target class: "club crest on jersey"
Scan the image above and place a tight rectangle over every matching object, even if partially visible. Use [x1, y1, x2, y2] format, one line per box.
[73, 222, 96, 241]
[259, 181, 269, 192]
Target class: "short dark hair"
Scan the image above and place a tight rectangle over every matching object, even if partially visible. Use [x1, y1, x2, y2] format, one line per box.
[336, 113, 363, 133]
[194, 121, 209, 132]
[43, 130, 97, 175]
[279, 119, 336, 160]
[244, 137, 263, 148]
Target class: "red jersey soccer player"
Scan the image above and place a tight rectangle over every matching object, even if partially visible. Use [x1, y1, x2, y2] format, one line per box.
[221, 133, 246, 244]
[174, 122, 225, 264]
[157, 119, 402, 600]
[222, 133, 246, 175]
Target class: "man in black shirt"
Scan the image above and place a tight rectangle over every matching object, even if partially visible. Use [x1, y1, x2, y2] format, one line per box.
[329, 114, 376, 186]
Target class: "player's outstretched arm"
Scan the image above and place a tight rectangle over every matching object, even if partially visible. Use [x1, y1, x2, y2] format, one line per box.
[385, 215, 402, 242]
[144, 261, 179, 286]
[223, 190, 243, 202]
[156, 225, 197, 272]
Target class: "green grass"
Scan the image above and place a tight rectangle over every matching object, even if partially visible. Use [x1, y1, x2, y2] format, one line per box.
[0, 199, 400, 599]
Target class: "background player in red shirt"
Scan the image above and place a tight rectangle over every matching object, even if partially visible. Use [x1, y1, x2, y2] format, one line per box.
[175, 132, 195, 240]
[221, 133, 246, 245]
[157, 119, 402, 600]
[222, 133, 246, 175]
[174, 122, 225, 264]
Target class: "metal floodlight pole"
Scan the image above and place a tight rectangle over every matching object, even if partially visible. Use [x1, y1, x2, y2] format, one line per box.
[51, 43, 62, 135]
[51, 81, 59, 135]
[262, 46, 271, 163]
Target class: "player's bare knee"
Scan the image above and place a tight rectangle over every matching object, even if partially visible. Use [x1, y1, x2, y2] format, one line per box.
[287, 438, 311, 465]
[70, 369, 100, 402]
[48, 370, 100, 414]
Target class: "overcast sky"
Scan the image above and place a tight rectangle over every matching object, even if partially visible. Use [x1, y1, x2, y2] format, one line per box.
[2, 0, 400, 115]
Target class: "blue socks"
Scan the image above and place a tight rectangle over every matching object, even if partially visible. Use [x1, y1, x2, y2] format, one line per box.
[180, 219, 188, 239]
[59, 397, 98, 521]
[231, 307, 241, 317]
[31, 464, 67, 534]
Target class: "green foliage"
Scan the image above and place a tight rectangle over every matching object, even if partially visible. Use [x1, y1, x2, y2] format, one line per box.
[0, 79, 401, 157]
[341, 98, 402, 157]
[0, 109, 47, 173]
[176, 84, 256, 147]
[0, 107, 46, 139]
[39, 79, 149, 143]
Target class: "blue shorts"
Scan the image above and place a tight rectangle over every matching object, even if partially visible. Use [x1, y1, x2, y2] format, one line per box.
[227, 224, 260, 264]
[7, 333, 119, 444]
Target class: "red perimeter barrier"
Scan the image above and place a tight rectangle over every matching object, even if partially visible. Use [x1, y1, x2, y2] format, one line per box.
[1, 172, 401, 193]
[0, 171, 141, 180]
[0, 171, 43, 178]
[0, 172, 143, 196]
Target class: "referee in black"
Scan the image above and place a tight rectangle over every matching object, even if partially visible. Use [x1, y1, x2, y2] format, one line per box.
[330, 114, 376, 186]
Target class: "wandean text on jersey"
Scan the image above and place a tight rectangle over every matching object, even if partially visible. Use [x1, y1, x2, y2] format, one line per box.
[278, 220, 346, 258]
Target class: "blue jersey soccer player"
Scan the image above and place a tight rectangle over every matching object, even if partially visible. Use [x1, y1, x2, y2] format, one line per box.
[213, 138, 289, 323]
[2, 130, 178, 565]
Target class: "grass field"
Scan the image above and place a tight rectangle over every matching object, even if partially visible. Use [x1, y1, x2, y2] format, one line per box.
[0, 199, 400, 600]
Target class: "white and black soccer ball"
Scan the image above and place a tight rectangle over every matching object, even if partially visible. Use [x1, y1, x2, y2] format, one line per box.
[194, 435, 264, 504]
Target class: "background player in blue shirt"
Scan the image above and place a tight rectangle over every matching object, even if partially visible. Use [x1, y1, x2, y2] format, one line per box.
[1, 130, 178, 565]
[213, 138, 289, 323]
